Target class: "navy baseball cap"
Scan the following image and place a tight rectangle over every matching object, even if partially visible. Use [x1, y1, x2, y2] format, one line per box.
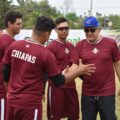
[84, 16, 100, 28]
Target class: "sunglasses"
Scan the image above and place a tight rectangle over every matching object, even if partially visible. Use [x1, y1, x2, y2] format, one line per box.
[57, 27, 69, 31]
[84, 28, 97, 33]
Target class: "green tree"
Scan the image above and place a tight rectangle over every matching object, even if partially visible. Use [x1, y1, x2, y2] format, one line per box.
[65, 12, 82, 29]
[17, 0, 25, 6]
[109, 15, 120, 29]
[11, 0, 62, 28]
[10, 0, 120, 30]
[39, 0, 61, 19]
[0, 0, 13, 28]
[12, 0, 40, 28]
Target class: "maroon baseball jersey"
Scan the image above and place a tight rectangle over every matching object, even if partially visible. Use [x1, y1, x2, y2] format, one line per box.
[47, 40, 75, 88]
[47, 40, 79, 120]
[3, 40, 60, 109]
[0, 33, 15, 98]
[71, 37, 120, 96]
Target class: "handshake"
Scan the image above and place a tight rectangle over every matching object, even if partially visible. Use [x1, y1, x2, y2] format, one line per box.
[62, 59, 96, 84]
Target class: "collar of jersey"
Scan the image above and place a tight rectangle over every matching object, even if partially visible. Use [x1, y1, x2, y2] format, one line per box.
[55, 39, 67, 44]
[87, 36, 103, 44]
[25, 39, 43, 46]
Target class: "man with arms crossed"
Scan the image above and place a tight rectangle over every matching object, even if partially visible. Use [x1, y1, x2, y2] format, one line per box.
[0, 11, 22, 120]
[47, 17, 79, 120]
[2, 16, 95, 120]
[70, 16, 120, 120]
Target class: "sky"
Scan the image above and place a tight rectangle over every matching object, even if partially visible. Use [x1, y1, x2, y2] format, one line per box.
[13, 0, 120, 16]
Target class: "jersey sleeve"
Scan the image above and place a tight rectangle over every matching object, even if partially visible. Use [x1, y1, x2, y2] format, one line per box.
[70, 42, 81, 65]
[2, 43, 14, 65]
[45, 51, 61, 77]
[46, 43, 54, 53]
[112, 40, 120, 62]
[0, 38, 4, 60]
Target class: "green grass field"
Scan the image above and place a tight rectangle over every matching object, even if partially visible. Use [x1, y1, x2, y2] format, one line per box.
[42, 76, 120, 120]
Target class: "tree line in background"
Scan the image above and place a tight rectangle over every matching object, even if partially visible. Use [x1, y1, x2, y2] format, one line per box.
[0, 0, 120, 29]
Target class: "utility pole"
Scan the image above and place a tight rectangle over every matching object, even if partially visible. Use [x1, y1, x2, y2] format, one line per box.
[89, 0, 93, 16]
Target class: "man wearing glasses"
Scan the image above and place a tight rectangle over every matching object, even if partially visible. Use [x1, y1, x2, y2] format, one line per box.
[70, 16, 120, 120]
[47, 17, 79, 120]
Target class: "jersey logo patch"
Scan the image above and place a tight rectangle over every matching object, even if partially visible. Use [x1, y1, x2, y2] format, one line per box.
[26, 44, 30, 48]
[64, 48, 70, 54]
[92, 48, 99, 54]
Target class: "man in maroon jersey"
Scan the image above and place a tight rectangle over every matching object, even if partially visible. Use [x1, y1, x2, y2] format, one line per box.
[0, 11, 22, 120]
[70, 16, 120, 120]
[2, 16, 96, 120]
[47, 17, 79, 120]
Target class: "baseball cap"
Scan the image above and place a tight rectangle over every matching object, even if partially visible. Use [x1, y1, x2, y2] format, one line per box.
[84, 16, 100, 28]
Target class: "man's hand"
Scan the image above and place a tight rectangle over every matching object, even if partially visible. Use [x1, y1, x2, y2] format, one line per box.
[62, 65, 69, 74]
[77, 59, 96, 76]
[62, 59, 96, 84]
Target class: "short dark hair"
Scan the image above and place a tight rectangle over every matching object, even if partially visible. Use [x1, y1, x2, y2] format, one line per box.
[55, 17, 68, 26]
[33, 16, 55, 35]
[4, 11, 22, 28]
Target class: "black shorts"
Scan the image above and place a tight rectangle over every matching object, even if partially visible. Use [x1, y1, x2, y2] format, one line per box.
[81, 95, 117, 120]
